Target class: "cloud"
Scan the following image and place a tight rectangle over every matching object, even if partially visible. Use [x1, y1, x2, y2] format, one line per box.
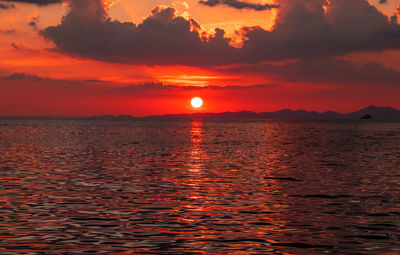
[0, 72, 278, 94]
[0, 29, 16, 34]
[11, 42, 19, 50]
[172, 1, 190, 10]
[0, 72, 280, 105]
[0, 0, 62, 6]
[239, 0, 400, 61]
[28, 15, 40, 30]
[379, 0, 387, 3]
[224, 58, 400, 86]
[41, 0, 235, 65]
[1, 72, 47, 81]
[393, 3, 400, 24]
[199, 0, 279, 11]
[0, 2, 14, 9]
[41, 0, 400, 65]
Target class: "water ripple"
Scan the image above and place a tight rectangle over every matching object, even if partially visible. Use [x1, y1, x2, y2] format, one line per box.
[0, 118, 399, 254]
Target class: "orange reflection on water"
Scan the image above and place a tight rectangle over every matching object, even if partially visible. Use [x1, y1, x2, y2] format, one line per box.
[188, 119, 205, 173]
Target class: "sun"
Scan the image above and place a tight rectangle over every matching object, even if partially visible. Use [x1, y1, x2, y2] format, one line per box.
[191, 97, 203, 109]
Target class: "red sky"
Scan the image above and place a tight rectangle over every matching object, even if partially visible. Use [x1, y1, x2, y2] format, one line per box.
[0, 0, 399, 116]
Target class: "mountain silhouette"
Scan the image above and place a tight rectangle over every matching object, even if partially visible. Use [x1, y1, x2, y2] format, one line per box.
[345, 106, 400, 120]
[150, 106, 400, 120]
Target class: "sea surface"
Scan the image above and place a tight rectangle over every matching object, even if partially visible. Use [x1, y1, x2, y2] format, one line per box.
[0, 118, 399, 254]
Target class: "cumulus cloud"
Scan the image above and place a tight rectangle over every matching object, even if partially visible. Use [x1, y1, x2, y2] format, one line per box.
[41, 0, 400, 65]
[0, 0, 62, 5]
[199, 0, 279, 11]
[239, 0, 400, 61]
[41, 0, 235, 65]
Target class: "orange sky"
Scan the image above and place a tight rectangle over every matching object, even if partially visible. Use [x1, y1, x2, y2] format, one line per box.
[0, 0, 399, 116]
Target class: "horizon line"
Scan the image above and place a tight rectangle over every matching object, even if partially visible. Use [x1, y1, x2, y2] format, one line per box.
[0, 105, 398, 118]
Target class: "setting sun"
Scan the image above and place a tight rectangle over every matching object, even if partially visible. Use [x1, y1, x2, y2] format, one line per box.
[191, 97, 203, 109]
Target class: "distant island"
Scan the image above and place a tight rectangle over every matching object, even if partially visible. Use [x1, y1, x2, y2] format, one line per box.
[2, 106, 399, 120]
[55, 105, 400, 120]
[144, 105, 400, 120]
[91, 106, 400, 120]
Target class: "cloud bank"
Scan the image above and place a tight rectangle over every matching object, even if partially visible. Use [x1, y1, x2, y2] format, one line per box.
[199, 0, 280, 11]
[39, 0, 400, 66]
[239, 0, 400, 61]
[224, 58, 400, 86]
[0, 0, 62, 5]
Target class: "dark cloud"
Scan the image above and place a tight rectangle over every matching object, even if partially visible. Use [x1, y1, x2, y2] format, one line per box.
[379, 0, 387, 3]
[390, 14, 397, 24]
[1, 72, 47, 81]
[0, 72, 277, 91]
[41, 0, 235, 65]
[0, 0, 62, 6]
[224, 58, 400, 86]
[199, 0, 279, 11]
[41, 0, 400, 65]
[239, 0, 400, 61]
[11, 42, 19, 50]
[28, 15, 40, 30]
[0, 29, 16, 34]
[0, 72, 278, 100]
[0, 2, 14, 8]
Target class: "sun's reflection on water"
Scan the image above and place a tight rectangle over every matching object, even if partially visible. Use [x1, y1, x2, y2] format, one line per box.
[188, 119, 205, 173]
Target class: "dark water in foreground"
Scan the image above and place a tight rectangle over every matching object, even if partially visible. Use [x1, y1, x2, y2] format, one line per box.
[0, 118, 399, 254]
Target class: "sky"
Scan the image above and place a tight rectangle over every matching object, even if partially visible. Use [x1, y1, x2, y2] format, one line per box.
[0, 0, 399, 116]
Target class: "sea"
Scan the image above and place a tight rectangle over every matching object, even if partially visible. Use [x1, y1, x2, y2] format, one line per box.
[0, 118, 399, 254]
